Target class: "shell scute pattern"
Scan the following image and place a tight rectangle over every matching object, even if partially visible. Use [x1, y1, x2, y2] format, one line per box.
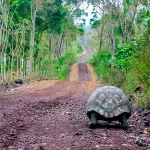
[95, 86, 125, 109]
[86, 86, 131, 118]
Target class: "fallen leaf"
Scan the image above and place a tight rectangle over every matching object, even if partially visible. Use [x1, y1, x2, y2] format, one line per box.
[143, 129, 148, 134]
[133, 112, 137, 116]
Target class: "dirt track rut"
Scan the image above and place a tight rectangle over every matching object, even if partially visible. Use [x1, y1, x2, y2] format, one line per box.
[78, 63, 91, 81]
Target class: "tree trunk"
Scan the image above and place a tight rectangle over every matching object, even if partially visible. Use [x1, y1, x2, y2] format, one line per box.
[58, 33, 66, 58]
[99, 23, 105, 51]
[21, 58, 24, 79]
[29, 0, 39, 75]
[49, 32, 52, 61]
[0, 53, 3, 82]
[66, 39, 68, 53]
[4, 52, 6, 80]
[56, 37, 59, 59]
[11, 55, 14, 81]
[17, 56, 19, 78]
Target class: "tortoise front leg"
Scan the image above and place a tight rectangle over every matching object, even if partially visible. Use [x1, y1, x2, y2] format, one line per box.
[120, 114, 128, 130]
[89, 112, 98, 129]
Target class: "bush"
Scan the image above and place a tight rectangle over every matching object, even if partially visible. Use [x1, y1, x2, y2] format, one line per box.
[88, 52, 126, 87]
[133, 92, 150, 109]
[76, 44, 83, 54]
[54, 43, 83, 80]
[89, 41, 150, 109]
[114, 41, 137, 71]
[57, 51, 77, 80]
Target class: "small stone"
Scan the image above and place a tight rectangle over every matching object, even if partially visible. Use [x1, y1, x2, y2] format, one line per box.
[138, 131, 143, 134]
[10, 129, 16, 136]
[0, 139, 3, 143]
[142, 110, 150, 116]
[7, 146, 16, 149]
[95, 145, 100, 148]
[39, 146, 44, 150]
[42, 143, 47, 146]
[59, 134, 65, 138]
[122, 144, 131, 147]
[75, 132, 80, 136]
[129, 135, 136, 138]
[65, 112, 71, 115]
[14, 79, 24, 84]
[143, 117, 148, 121]
[23, 144, 44, 150]
[126, 128, 132, 133]
[136, 137, 144, 147]
[144, 121, 149, 126]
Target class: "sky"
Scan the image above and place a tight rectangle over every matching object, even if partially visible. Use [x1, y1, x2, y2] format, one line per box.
[80, 2, 93, 25]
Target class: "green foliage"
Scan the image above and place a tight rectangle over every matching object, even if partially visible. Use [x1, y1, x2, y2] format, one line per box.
[89, 52, 111, 66]
[10, 0, 31, 24]
[52, 43, 82, 80]
[0, 0, 83, 84]
[88, 52, 126, 87]
[133, 93, 150, 109]
[89, 22, 150, 108]
[87, 1, 150, 109]
[76, 44, 83, 54]
[91, 20, 101, 29]
[115, 26, 122, 36]
[46, 6, 69, 34]
[114, 41, 137, 70]
[131, 45, 150, 91]
[57, 51, 77, 80]
[89, 52, 109, 81]
[78, 28, 85, 36]
[136, 8, 147, 24]
[125, 0, 131, 5]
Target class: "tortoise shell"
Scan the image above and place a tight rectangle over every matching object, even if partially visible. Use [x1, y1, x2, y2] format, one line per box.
[86, 86, 131, 119]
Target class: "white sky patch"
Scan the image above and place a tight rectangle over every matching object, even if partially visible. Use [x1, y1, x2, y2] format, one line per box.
[80, 2, 93, 25]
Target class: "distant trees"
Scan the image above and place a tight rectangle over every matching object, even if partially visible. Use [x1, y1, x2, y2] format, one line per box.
[87, 0, 149, 54]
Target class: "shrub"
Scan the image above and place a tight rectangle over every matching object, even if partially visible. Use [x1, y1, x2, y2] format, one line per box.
[88, 52, 126, 87]
[114, 41, 137, 71]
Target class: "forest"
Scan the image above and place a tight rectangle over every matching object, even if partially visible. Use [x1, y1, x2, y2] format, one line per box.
[0, 0, 150, 108]
[0, 0, 85, 82]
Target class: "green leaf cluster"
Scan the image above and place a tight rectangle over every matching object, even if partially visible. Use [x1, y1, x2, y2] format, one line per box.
[114, 41, 137, 70]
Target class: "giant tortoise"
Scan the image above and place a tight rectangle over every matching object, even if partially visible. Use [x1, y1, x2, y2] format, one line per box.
[86, 86, 132, 129]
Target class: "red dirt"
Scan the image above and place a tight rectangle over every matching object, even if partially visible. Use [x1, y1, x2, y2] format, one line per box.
[78, 63, 91, 81]
[0, 47, 149, 150]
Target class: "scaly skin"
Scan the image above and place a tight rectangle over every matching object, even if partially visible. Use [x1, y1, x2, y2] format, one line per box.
[89, 112, 98, 129]
[89, 112, 129, 130]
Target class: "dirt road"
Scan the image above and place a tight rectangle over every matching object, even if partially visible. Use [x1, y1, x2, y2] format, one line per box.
[0, 47, 149, 150]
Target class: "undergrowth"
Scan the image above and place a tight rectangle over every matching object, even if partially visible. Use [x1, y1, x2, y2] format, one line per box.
[0, 43, 83, 83]
[37, 43, 83, 80]
[88, 39, 150, 109]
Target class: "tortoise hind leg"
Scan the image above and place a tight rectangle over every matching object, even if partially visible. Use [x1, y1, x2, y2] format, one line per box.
[120, 114, 128, 130]
[89, 112, 98, 129]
